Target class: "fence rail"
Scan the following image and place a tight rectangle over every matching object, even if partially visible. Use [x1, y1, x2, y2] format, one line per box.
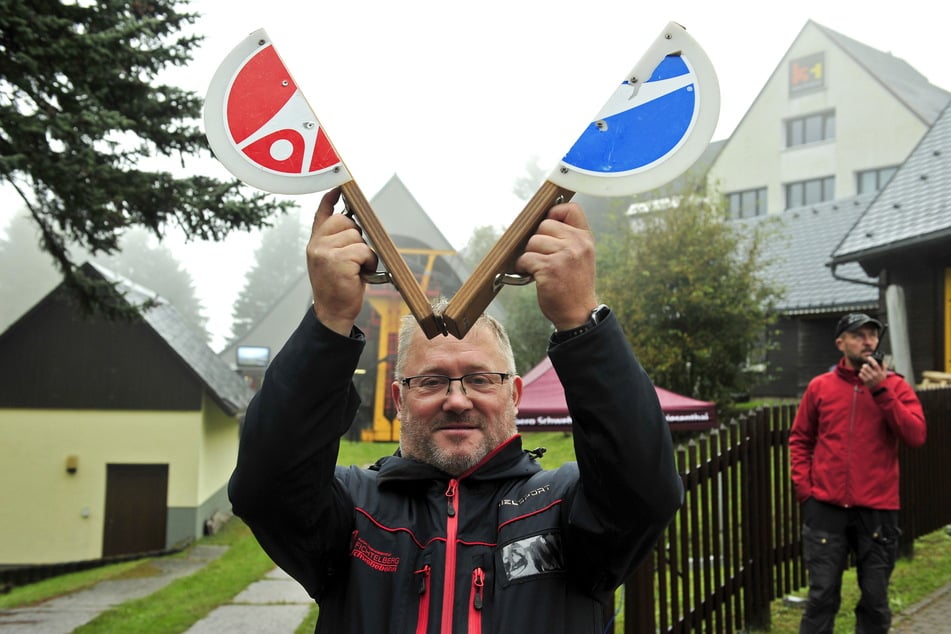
[621, 387, 951, 634]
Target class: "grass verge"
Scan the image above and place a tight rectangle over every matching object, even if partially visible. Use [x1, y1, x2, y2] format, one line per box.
[755, 528, 951, 633]
[0, 559, 146, 610]
[71, 519, 274, 634]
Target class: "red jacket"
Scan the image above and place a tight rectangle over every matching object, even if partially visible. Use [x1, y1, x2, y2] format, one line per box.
[789, 358, 926, 510]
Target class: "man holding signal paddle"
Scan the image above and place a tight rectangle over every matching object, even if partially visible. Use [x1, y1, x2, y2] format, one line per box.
[229, 188, 683, 632]
[209, 20, 721, 632]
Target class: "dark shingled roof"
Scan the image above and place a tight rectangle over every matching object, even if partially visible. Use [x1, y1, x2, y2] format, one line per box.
[89, 262, 254, 416]
[833, 98, 951, 263]
[739, 195, 880, 316]
[814, 21, 951, 125]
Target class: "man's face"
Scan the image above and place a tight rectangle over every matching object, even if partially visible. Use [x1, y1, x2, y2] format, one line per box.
[836, 324, 880, 368]
[392, 324, 523, 476]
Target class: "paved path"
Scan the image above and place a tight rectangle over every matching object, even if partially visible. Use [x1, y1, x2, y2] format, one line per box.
[0, 546, 313, 634]
[891, 580, 951, 633]
[184, 566, 312, 634]
[0, 545, 227, 634]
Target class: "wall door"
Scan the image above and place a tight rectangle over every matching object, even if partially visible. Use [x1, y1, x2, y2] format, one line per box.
[102, 464, 168, 558]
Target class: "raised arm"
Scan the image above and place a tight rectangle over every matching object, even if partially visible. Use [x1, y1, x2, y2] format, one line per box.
[228, 189, 376, 596]
[515, 202, 683, 590]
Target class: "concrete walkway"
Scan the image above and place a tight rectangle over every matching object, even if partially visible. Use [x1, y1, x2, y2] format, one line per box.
[184, 566, 312, 634]
[891, 580, 951, 633]
[0, 545, 227, 634]
[0, 545, 314, 634]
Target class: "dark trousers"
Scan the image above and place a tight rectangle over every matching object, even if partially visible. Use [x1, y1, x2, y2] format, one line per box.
[798, 499, 900, 634]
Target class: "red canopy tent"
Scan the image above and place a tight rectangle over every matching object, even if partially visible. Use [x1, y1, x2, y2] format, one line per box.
[515, 357, 717, 432]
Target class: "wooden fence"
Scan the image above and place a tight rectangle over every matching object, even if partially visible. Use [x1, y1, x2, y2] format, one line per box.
[618, 386, 951, 634]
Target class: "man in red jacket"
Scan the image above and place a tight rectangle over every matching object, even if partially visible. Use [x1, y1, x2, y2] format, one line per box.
[789, 313, 926, 634]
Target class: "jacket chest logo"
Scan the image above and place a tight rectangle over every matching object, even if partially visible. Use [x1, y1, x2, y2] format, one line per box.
[351, 535, 400, 572]
[498, 484, 552, 507]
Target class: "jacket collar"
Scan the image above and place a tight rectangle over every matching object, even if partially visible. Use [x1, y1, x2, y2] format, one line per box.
[834, 357, 863, 384]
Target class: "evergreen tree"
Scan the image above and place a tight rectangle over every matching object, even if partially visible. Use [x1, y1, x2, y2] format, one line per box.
[0, 0, 289, 319]
[230, 212, 307, 342]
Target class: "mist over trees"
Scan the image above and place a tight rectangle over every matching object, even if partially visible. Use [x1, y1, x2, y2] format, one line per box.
[94, 228, 208, 340]
[0, 212, 62, 331]
[229, 212, 308, 343]
[0, 0, 289, 320]
[0, 211, 209, 340]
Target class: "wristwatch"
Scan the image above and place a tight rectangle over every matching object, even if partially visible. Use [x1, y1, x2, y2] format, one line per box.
[551, 304, 610, 343]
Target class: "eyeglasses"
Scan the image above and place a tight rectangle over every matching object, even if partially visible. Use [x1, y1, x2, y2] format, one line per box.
[400, 372, 512, 397]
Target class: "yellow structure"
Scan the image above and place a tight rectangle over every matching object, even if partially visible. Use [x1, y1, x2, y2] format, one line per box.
[361, 248, 455, 442]
[0, 398, 237, 564]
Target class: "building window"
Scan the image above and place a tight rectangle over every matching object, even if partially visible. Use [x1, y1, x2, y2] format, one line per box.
[785, 176, 835, 209]
[786, 111, 835, 147]
[727, 188, 768, 219]
[856, 166, 898, 194]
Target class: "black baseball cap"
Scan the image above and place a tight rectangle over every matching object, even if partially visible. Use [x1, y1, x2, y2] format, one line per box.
[835, 313, 884, 338]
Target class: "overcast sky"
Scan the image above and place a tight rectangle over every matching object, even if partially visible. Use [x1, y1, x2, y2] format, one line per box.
[3, 0, 950, 350]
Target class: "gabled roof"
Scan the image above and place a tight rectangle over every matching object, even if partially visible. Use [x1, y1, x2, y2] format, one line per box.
[374, 175, 454, 251]
[814, 21, 951, 126]
[740, 196, 880, 316]
[372, 174, 472, 291]
[832, 98, 951, 264]
[219, 175, 485, 364]
[719, 20, 950, 160]
[88, 263, 254, 415]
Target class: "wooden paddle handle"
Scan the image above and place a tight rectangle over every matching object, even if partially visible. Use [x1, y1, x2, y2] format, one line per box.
[340, 181, 444, 338]
[441, 181, 575, 339]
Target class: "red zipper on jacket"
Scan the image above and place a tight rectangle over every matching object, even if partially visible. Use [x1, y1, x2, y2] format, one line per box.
[468, 567, 485, 633]
[441, 479, 459, 633]
[846, 385, 860, 507]
[415, 564, 431, 634]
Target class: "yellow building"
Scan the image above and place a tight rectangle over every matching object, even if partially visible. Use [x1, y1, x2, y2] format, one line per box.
[0, 263, 253, 565]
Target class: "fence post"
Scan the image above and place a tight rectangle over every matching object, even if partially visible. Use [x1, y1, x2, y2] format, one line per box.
[624, 555, 655, 633]
[744, 409, 773, 630]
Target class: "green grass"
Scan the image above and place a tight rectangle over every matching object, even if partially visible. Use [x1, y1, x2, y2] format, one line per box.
[338, 439, 397, 467]
[755, 528, 951, 633]
[519, 431, 577, 465]
[0, 559, 147, 610]
[72, 519, 274, 634]
[295, 604, 319, 634]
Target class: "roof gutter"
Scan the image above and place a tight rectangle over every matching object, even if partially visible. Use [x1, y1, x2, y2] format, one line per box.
[828, 261, 884, 289]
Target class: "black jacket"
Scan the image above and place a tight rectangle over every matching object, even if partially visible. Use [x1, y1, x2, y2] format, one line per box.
[229, 309, 682, 633]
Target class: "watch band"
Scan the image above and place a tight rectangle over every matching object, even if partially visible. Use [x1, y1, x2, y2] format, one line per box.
[551, 304, 610, 343]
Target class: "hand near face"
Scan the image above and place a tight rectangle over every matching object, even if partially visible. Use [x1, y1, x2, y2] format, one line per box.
[515, 201, 598, 330]
[859, 355, 888, 390]
[307, 188, 378, 335]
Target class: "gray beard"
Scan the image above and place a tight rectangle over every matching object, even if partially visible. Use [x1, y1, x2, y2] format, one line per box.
[399, 412, 516, 477]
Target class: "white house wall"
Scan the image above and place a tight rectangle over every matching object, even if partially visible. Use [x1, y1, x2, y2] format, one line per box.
[710, 23, 927, 214]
